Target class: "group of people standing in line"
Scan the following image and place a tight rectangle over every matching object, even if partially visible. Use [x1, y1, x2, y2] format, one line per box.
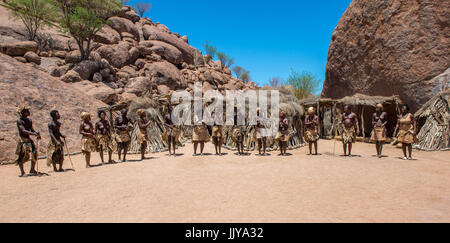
[14, 102, 417, 177]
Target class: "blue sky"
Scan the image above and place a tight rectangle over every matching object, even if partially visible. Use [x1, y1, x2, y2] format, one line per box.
[128, 0, 353, 93]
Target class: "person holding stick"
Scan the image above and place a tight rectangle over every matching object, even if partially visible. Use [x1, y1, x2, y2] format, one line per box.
[47, 110, 65, 172]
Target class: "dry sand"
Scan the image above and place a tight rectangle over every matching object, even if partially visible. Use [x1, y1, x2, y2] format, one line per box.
[0, 140, 449, 223]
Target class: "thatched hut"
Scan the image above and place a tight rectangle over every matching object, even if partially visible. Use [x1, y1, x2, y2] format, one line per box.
[414, 90, 450, 151]
[300, 94, 402, 141]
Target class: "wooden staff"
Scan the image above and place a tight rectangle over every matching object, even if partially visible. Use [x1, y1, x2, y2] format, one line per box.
[63, 138, 75, 171]
[35, 137, 41, 175]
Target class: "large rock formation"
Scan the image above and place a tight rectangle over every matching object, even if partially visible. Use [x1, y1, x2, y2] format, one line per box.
[0, 53, 106, 164]
[322, 0, 450, 111]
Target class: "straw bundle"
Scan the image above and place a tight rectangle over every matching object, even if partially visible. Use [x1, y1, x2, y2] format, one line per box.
[415, 90, 450, 151]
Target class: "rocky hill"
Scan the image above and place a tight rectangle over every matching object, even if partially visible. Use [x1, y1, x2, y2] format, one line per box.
[0, 53, 106, 164]
[0, 5, 256, 105]
[0, 4, 257, 163]
[322, 0, 449, 111]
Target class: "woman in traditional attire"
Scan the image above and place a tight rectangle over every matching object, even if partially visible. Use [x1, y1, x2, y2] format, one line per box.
[394, 104, 417, 160]
[276, 111, 290, 156]
[114, 108, 132, 162]
[192, 117, 210, 156]
[163, 108, 180, 156]
[254, 108, 267, 156]
[47, 110, 65, 172]
[95, 111, 114, 164]
[79, 112, 97, 168]
[211, 111, 223, 156]
[137, 109, 153, 160]
[304, 107, 320, 155]
[371, 104, 388, 158]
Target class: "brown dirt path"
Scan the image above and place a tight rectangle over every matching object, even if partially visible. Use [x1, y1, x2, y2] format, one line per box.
[0, 140, 449, 223]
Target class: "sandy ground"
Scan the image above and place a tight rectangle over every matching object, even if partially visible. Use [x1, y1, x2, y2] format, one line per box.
[0, 140, 449, 223]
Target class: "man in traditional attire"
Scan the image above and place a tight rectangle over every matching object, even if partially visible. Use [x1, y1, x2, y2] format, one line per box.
[163, 107, 180, 156]
[276, 111, 290, 156]
[211, 111, 223, 156]
[80, 112, 97, 168]
[304, 107, 320, 155]
[47, 110, 65, 172]
[192, 116, 210, 156]
[338, 105, 360, 157]
[114, 108, 132, 162]
[394, 104, 417, 160]
[95, 110, 114, 164]
[137, 109, 153, 160]
[15, 106, 41, 177]
[371, 104, 388, 158]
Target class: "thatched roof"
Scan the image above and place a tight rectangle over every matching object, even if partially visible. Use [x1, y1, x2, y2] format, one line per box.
[415, 89, 450, 118]
[338, 94, 401, 107]
[299, 94, 401, 108]
[298, 97, 334, 106]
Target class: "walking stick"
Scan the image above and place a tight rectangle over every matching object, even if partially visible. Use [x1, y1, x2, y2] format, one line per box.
[63, 138, 75, 171]
[36, 137, 41, 175]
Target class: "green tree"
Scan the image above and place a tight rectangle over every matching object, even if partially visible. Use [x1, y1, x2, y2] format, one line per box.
[285, 70, 320, 100]
[5, 0, 58, 41]
[53, 0, 121, 61]
[216, 52, 234, 68]
[202, 40, 217, 61]
[232, 66, 251, 83]
[135, 2, 151, 17]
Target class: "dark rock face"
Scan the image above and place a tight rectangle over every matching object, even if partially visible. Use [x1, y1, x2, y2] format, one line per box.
[322, 0, 450, 111]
